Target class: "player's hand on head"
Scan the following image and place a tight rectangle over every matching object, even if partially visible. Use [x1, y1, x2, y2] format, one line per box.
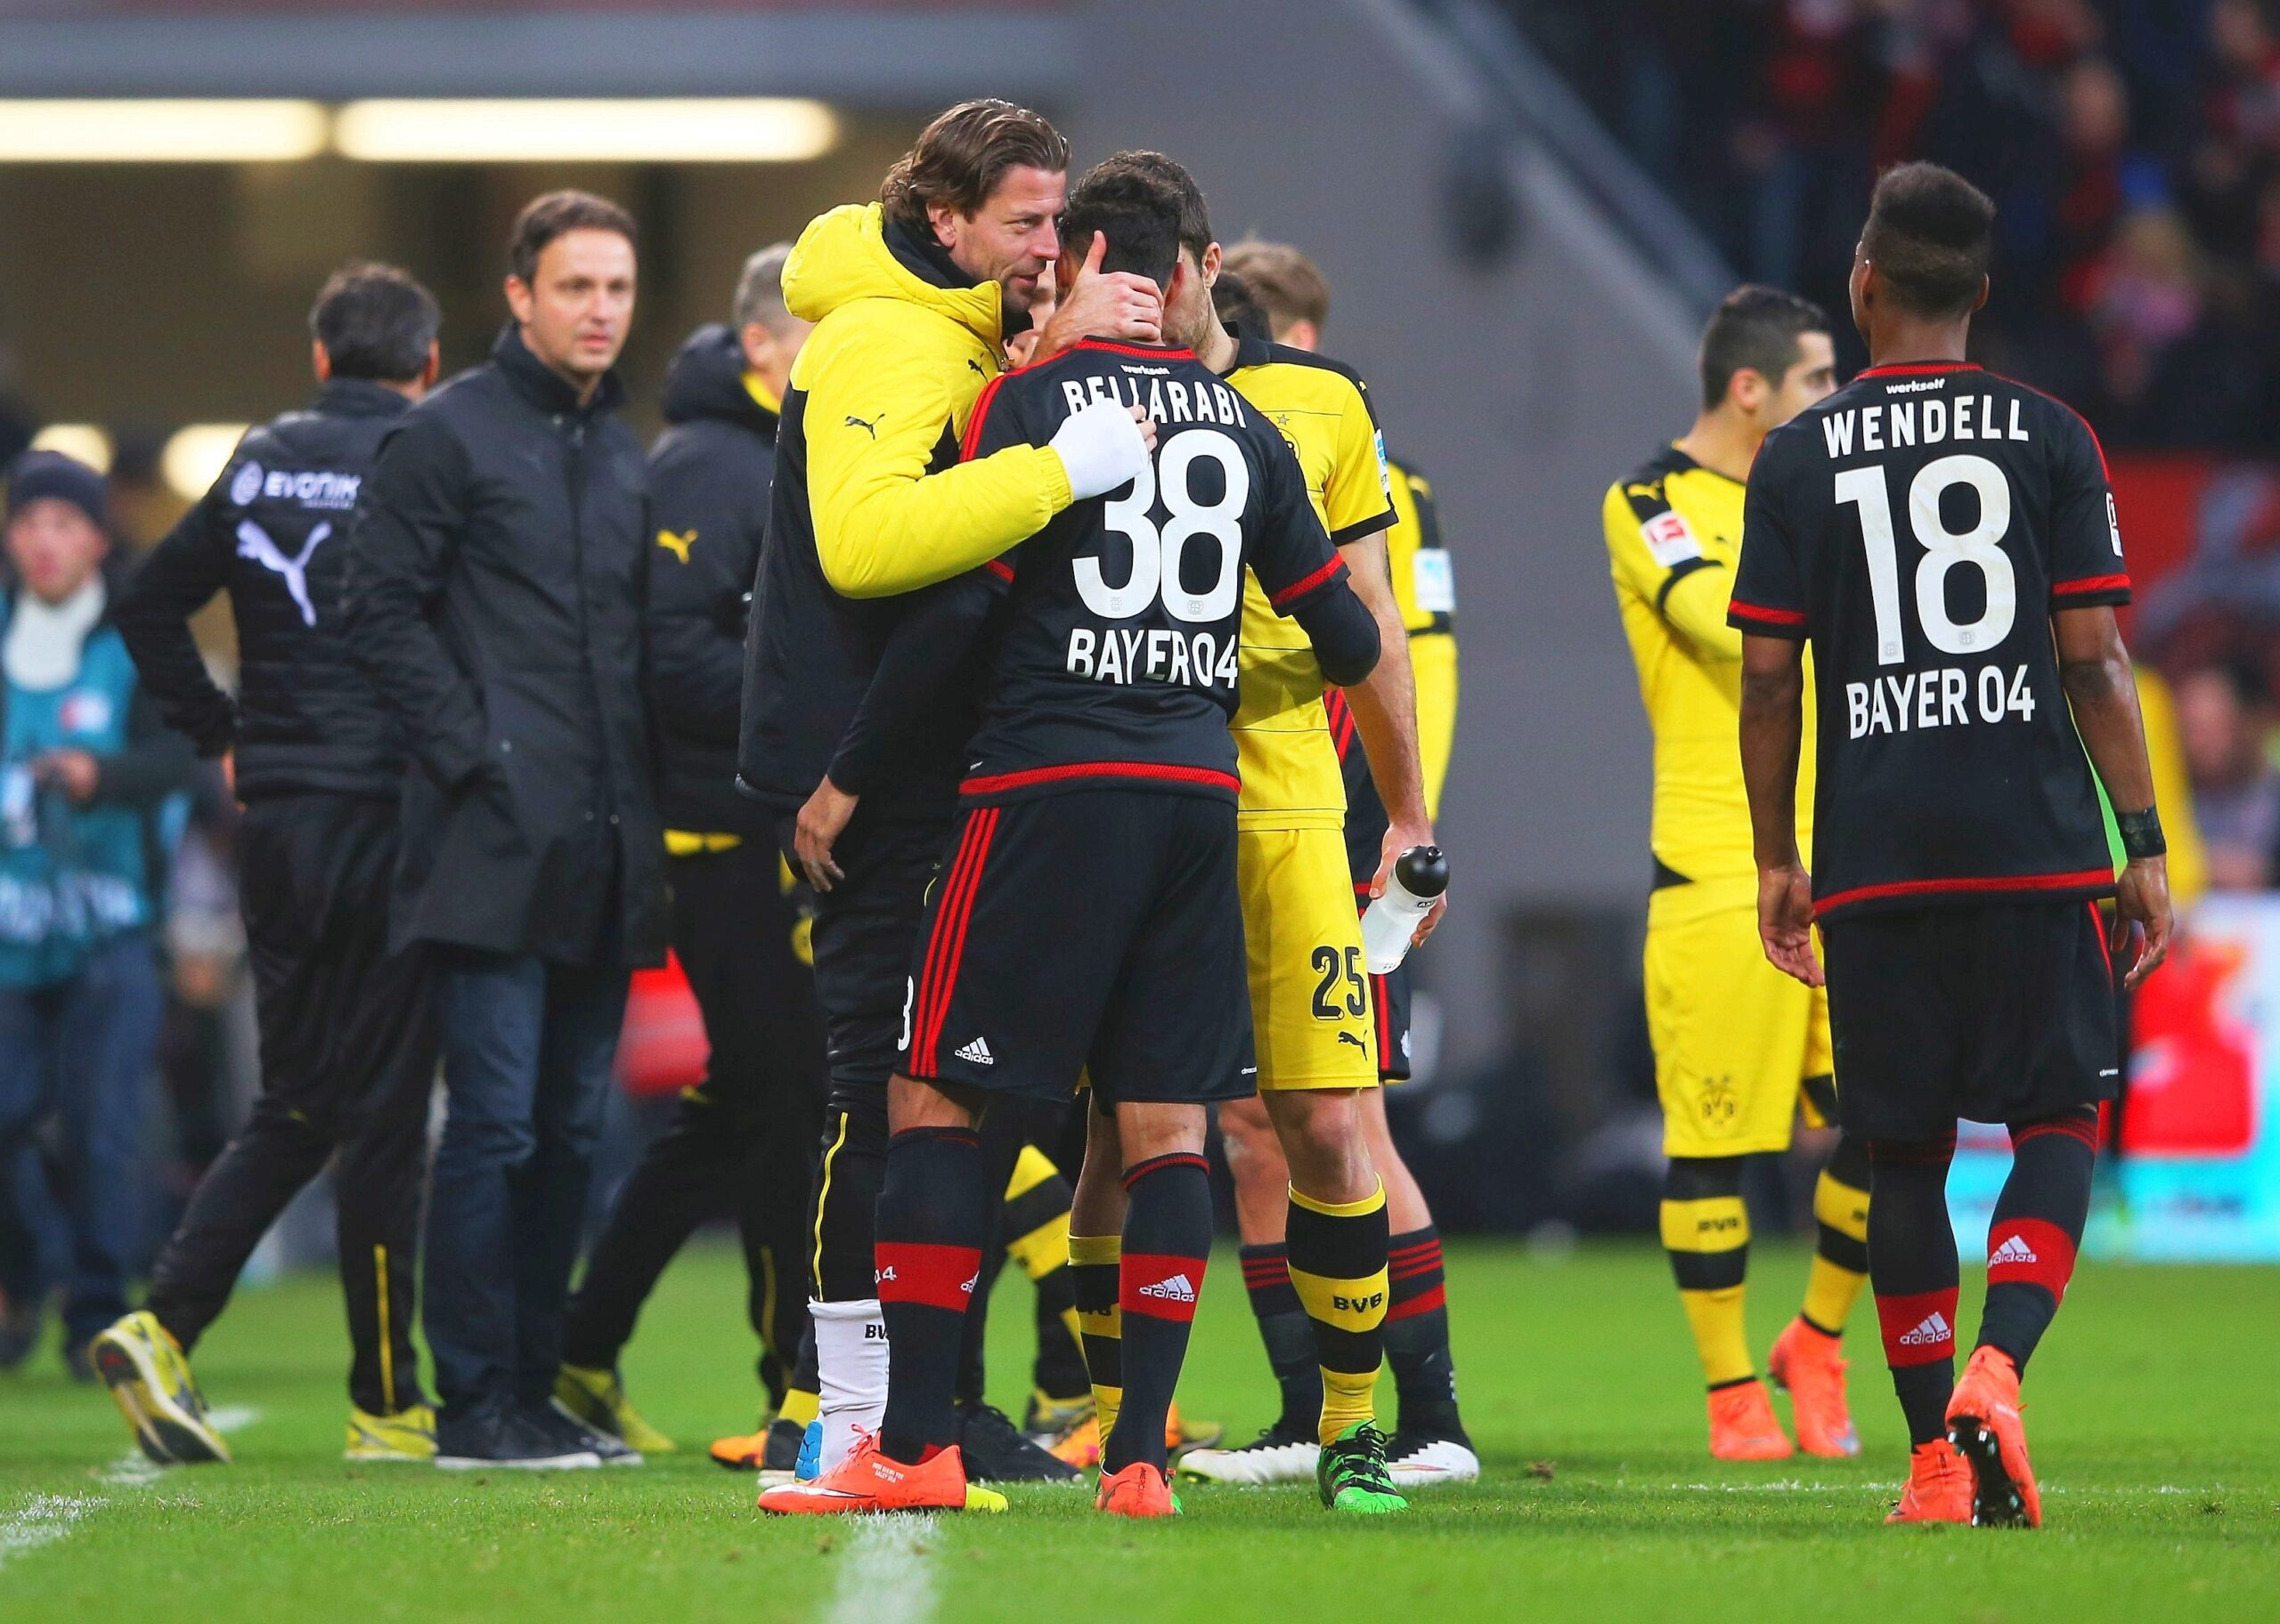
[1049, 399, 1152, 499]
[1756, 863, 1823, 987]
[2114, 857, 2173, 990]
[1036, 232, 1163, 360]
[1130, 404, 1157, 455]
[794, 775, 859, 892]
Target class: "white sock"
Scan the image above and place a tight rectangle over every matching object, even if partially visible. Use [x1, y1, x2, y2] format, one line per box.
[810, 1297, 887, 1474]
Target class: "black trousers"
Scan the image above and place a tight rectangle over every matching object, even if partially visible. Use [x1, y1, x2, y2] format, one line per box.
[563, 841, 827, 1401]
[145, 794, 438, 1417]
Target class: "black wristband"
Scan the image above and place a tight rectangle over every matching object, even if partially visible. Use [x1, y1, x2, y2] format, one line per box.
[2116, 806, 2166, 861]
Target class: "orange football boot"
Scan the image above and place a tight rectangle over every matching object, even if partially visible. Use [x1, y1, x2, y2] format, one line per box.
[1050, 1413, 1102, 1470]
[1095, 1460, 1179, 1518]
[1885, 1441, 1974, 1524]
[710, 1430, 767, 1470]
[756, 1431, 1006, 1515]
[1768, 1318, 1861, 1458]
[1707, 1379, 1795, 1460]
[1947, 1345, 2040, 1528]
[1165, 1401, 1223, 1456]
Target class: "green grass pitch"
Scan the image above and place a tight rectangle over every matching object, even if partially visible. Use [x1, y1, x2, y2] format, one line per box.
[1, 1240, 2274, 1622]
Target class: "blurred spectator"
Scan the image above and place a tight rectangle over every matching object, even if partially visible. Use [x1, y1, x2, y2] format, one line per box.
[0, 451, 194, 1377]
[1502, 0, 2280, 449]
[2173, 656, 2280, 889]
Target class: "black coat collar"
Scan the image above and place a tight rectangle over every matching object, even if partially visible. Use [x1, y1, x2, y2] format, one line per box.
[312, 378, 414, 420]
[491, 323, 626, 418]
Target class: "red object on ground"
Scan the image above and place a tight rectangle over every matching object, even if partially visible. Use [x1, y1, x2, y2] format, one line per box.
[617, 951, 709, 1096]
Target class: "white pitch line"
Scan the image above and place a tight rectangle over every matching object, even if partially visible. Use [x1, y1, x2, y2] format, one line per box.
[824, 1513, 940, 1624]
[1657, 1482, 2224, 1497]
[205, 1404, 264, 1435]
[0, 1494, 98, 1571]
[96, 1405, 261, 1488]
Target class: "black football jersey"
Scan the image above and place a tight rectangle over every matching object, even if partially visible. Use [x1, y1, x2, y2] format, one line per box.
[957, 337, 1348, 804]
[1728, 361, 2129, 922]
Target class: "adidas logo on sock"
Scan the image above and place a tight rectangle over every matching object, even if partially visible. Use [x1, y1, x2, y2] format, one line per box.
[954, 1036, 994, 1066]
[1990, 1235, 2039, 1265]
[1899, 1311, 1952, 1347]
[1139, 1273, 1197, 1304]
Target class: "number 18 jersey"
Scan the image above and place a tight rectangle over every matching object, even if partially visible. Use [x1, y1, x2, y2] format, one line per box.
[1728, 361, 2130, 922]
[957, 337, 1350, 806]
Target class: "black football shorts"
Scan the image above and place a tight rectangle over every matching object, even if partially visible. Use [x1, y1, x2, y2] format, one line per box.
[900, 788, 1256, 1108]
[1820, 897, 2121, 1138]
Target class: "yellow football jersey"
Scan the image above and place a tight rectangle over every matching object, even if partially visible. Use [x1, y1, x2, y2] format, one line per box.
[1226, 333, 1396, 830]
[1605, 444, 1815, 882]
[1385, 458, 1457, 816]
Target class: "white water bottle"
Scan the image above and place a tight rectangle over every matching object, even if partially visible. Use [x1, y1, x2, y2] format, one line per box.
[1361, 846, 1448, 974]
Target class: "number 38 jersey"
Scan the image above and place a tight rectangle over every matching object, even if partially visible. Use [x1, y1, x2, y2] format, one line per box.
[1728, 361, 2130, 922]
[957, 337, 1351, 806]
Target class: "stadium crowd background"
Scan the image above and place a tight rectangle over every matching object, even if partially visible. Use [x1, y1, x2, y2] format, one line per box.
[0, 0, 2273, 1324]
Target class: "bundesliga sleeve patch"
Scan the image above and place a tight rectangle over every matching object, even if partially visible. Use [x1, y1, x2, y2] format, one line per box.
[1641, 509, 1700, 568]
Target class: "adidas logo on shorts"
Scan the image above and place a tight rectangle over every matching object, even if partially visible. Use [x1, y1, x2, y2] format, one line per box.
[1139, 1273, 1197, 1304]
[955, 1036, 995, 1066]
[1990, 1235, 2039, 1266]
[1899, 1311, 1952, 1347]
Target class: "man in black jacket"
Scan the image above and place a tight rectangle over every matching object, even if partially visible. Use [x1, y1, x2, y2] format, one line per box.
[346, 191, 666, 1471]
[556, 245, 830, 1468]
[94, 264, 444, 1468]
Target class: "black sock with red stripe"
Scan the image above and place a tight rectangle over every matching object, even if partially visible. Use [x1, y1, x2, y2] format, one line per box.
[1384, 1225, 1468, 1444]
[1980, 1107, 2097, 1374]
[1240, 1242, 1321, 1436]
[875, 1125, 987, 1465]
[1868, 1134, 1960, 1447]
[1105, 1152, 1212, 1475]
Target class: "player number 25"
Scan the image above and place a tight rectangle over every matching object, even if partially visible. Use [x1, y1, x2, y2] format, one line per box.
[1311, 944, 1367, 1020]
[1834, 452, 2015, 666]
[1082, 428, 1249, 622]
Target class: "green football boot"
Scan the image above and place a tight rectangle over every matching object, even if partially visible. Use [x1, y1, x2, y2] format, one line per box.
[1316, 1420, 1408, 1514]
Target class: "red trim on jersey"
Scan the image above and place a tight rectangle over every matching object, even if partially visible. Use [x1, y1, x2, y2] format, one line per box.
[1372, 970, 1395, 1066]
[1813, 867, 2114, 917]
[1990, 369, 2114, 482]
[2052, 572, 2129, 597]
[959, 371, 1013, 462]
[1072, 339, 1197, 361]
[959, 760, 1240, 797]
[1270, 556, 1344, 610]
[983, 557, 1014, 583]
[1728, 597, 1808, 627]
[1323, 688, 1357, 760]
[1385, 1283, 1446, 1322]
[1858, 361, 1983, 378]
[912, 808, 998, 1074]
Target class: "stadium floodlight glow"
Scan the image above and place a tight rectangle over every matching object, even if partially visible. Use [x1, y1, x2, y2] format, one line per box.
[331, 99, 839, 164]
[0, 101, 328, 163]
[161, 425, 250, 502]
[28, 424, 114, 476]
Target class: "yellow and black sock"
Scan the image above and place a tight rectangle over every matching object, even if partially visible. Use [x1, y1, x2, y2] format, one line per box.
[1802, 1133, 1871, 1337]
[1285, 1181, 1389, 1445]
[778, 1386, 819, 1429]
[1070, 1231, 1122, 1441]
[1662, 1156, 1753, 1389]
[1001, 1145, 1088, 1401]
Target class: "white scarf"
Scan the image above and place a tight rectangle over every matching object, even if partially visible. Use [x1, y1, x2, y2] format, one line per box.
[4, 575, 106, 692]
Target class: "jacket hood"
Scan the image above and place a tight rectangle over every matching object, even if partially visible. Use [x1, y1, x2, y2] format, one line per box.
[781, 203, 1007, 350]
[661, 323, 779, 434]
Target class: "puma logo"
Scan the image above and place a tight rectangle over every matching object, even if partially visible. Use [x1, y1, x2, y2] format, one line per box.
[845, 413, 882, 438]
[656, 528, 696, 564]
[1337, 1032, 1367, 1051]
[966, 358, 988, 377]
[235, 518, 330, 628]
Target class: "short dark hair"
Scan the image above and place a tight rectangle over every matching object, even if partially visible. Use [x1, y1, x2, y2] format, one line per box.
[508, 190, 636, 285]
[1221, 241, 1329, 336]
[309, 262, 440, 383]
[1061, 166, 1182, 295]
[1085, 150, 1212, 260]
[1211, 270, 1272, 341]
[733, 242, 795, 334]
[880, 99, 1070, 234]
[1861, 162, 1996, 320]
[1698, 284, 1829, 410]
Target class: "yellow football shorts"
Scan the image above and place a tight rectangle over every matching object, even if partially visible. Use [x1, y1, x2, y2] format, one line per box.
[1238, 826, 1379, 1090]
[1644, 876, 1831, 1157]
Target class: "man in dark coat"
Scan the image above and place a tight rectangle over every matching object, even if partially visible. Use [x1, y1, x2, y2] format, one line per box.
[345, 191, 665, 1471]
[556, 246, 831, 1470]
